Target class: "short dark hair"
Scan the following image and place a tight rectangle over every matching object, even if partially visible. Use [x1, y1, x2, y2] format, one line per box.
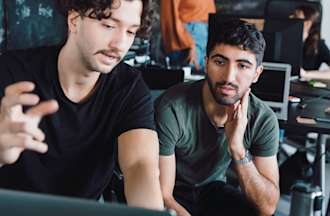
[207, 19, 266, 66]
[57, 0, 154, 38]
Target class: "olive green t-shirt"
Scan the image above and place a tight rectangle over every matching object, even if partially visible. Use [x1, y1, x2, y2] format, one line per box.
[155, 80, 279, 187]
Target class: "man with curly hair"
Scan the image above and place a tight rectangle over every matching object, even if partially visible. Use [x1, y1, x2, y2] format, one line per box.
[0, 0, 163, 210]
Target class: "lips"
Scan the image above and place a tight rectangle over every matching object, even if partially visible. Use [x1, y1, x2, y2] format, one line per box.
[99, 52, 120, 65]
[216, 85, 236, 95]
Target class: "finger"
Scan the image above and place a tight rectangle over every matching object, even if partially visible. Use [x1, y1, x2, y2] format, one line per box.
[1, 93, 40, 110]
[241, 88, 250, 116]
[26, 100, 59, 118]
[225, 104, 236, 121]
[6, 122, 45, 141]
[4, 81, 35, 96]
[0, 133, 47, 153]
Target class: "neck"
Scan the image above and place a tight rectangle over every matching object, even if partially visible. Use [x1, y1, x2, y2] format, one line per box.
[58, 43, 100, 103]
[202, 81, 228, 128]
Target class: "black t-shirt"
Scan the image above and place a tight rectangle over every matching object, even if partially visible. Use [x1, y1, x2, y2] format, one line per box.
[0, 46, 155, 199]
[303, 39, 330, 70]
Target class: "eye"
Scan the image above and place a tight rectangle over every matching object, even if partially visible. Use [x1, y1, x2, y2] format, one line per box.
[238, 63, 250, 70]
[102, 23, 115, 29]
[214, 58, 225, 66]
[127, 30, 137, 36]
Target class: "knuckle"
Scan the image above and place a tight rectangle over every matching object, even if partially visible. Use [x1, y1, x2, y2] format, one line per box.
[20, 136, 31, 148]
[18, 122, 28, 132]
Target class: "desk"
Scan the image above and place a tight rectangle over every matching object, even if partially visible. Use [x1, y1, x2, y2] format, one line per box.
[283, 81, 330, 215]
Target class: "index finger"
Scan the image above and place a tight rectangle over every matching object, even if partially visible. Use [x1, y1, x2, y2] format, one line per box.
[26, 100, 59, 118]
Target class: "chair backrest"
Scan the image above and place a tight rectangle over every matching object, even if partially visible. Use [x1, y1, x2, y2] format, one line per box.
[139, 66, 184, 90]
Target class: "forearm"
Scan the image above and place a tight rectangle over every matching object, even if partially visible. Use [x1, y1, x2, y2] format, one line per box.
[235, 163, 279, 216]
[123, 162, 164, 210]
[303, 69, 330, 80]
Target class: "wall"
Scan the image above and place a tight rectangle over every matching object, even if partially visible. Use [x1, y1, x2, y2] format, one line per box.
[0, 0, 4, 52]
[320, 0, 329, 69]
[0, 0, 66, 54]
[321, 0, 330, 53]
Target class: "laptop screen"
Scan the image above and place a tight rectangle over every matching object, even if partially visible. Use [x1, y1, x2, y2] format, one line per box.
[251, 62, 291, 120]
[252, 68, 286, 102]
[0, 189, 175, 216]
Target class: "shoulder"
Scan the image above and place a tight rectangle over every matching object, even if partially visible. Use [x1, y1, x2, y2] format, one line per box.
[155, 80, 202, 111]
[248, 93, 277, 122]
[319, 39, 330, 51]
[0, 46, 60, 76]
[0, 46, 59, 64]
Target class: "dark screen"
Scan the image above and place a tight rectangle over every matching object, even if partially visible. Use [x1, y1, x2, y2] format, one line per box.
[263, 19, 304, 76]
[251, 69, 286, 102]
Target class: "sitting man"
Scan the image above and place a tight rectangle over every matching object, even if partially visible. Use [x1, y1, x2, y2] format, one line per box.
[155, 19, 280, 216]
[0, 0, 163, 210]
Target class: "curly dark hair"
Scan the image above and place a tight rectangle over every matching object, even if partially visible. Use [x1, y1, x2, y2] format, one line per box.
[207, 19, 266, 66]
[57, 0, 154, 38]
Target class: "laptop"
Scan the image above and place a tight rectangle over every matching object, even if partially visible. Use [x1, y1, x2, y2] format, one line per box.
[0, 189, 175, 216]
[251, 62, 291, 120]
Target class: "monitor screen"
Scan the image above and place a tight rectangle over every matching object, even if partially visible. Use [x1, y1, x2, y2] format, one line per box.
[251, 68, 286, 102]
[263, 18, 304, 77]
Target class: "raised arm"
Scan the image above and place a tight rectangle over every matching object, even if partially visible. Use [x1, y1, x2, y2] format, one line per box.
[118, 128, 163, 210]
[225, 90, 279, 216]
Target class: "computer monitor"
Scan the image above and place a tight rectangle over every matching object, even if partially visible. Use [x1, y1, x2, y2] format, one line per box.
[0, 189, 175, 216]
[263, 18, 304, 77]
[251, 62, 291, 120]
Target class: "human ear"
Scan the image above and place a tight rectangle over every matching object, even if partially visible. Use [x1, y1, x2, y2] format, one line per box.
[252, 65, 263, 83]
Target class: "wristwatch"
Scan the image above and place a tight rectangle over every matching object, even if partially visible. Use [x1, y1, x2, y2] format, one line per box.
[233, 149, 252, 165]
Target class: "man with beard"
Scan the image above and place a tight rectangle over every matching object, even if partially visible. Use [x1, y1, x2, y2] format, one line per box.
[0, 0, 163, 210]
[155, 20, 279, 216]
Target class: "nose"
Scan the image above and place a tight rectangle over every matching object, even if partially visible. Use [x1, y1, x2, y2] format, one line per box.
[108, 28, 130, 52]
[222, 63, 237, 83]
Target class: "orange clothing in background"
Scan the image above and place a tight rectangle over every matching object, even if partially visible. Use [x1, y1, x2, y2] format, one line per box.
[160, 0, 216, 53]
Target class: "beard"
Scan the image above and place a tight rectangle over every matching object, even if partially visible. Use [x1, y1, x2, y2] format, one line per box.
[206, 74, 241, 105]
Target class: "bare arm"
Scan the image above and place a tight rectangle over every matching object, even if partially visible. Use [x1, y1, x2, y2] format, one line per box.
[225, 90, 279, 215]
[160, 155, 191, 216]
[234, 155, 279, 216]
[300, 68, 330, 80]
[118, 129, 163, 210]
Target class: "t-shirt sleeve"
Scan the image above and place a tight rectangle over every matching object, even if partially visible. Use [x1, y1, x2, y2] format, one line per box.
[154, 95, 181, 156]
[115, 76, 156, 136]
[250, 110, 279, 157]
[319, 39, 330, 66]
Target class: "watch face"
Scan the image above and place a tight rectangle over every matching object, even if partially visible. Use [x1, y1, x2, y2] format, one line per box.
[234, 150, 252, 165]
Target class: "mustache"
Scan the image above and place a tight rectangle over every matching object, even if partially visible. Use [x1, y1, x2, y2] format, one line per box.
[95, 49, 121, 59]
[215, 81, 239, 90]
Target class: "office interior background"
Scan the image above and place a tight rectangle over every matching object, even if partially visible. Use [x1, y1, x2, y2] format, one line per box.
[0, 0, 330, 216]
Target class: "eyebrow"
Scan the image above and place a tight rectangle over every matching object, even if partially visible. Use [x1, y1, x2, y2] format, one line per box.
[210, 54, 254, 65]
[108, 17, 141, 28]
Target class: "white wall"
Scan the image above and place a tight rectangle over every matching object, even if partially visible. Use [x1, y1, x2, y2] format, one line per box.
[321, 0, 330, 44]
[321, 0, 330, 69]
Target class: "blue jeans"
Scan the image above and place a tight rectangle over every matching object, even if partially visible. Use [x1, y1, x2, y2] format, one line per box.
[168, 22, 208, 74]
